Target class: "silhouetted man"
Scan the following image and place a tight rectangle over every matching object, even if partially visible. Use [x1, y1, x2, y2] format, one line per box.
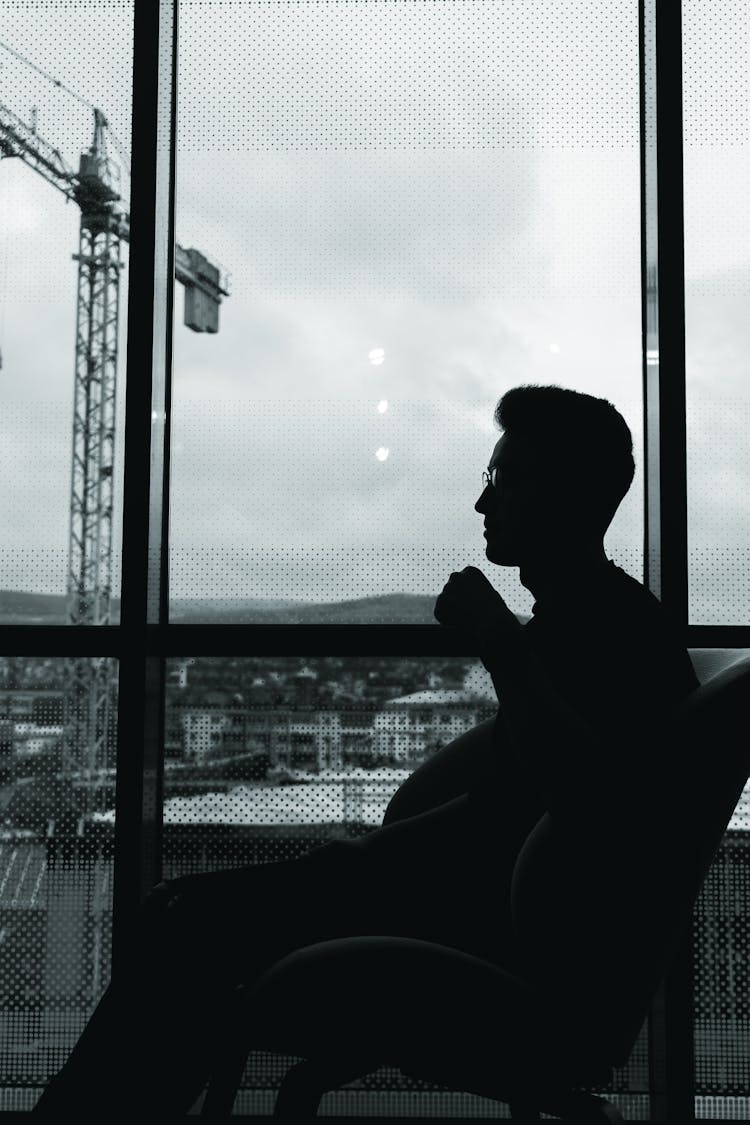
[34, 385, 698, 1116]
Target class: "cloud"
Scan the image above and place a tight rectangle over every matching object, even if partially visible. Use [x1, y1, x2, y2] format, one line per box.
[176, 0, 637, 153]
[175, 149, 546, 305]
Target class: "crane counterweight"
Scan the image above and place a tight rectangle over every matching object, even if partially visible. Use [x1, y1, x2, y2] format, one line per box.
[77, 151, 121, 204]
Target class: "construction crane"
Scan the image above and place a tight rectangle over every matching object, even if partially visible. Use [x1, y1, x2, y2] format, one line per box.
[0, 44, 230, 813]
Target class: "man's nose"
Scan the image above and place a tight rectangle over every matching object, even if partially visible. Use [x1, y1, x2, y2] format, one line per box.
[475, 486, 492, 514]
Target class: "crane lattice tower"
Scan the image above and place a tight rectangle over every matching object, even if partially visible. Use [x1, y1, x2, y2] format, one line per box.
[1, 79, 229, 815]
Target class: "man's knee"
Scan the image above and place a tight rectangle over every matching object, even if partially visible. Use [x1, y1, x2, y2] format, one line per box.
[382, 783, 415, 825]
[382, 717, 498, 825]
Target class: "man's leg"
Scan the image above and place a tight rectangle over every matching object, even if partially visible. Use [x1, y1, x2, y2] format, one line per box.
[34, 790, 537, 1116]
[383, 711, 544, 840]
[357, 792, 527, 965]
[383, 714, 499, 823]
[32, 854, 366, 1117]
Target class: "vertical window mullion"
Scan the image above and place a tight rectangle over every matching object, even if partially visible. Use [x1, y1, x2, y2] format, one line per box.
[641, 1, 694, 1122]
[641, 0, 689, 628]
[112, 0, 176, 977]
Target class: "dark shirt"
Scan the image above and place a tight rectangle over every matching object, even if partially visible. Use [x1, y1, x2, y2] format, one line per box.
[469, 558, 699, 856]
[518, 560, 698, 808]
[491, 561, 700, 1063]
[524, 558, 698, 744]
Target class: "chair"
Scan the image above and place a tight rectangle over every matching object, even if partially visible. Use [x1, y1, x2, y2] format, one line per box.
[200, 652, 750, 1121]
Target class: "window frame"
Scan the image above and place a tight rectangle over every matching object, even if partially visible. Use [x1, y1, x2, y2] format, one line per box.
[1, 0, 747, 1118]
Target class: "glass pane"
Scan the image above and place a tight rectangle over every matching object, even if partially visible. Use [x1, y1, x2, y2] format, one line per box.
[684, 0, 750, 625]
[171, 0, 644, 625]
[693, 652, 750, 1119]
[692, 648, 750, 1119]
[163, 655, 649, 1116]
[0, 656, 117, 1111]
[0, 2, 134, 624]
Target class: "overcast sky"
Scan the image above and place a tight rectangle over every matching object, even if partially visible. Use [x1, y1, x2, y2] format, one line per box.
[0, 0, 747, 622]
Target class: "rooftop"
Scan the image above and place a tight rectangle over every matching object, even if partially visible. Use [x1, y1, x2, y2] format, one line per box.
[384, 689, 490, 707]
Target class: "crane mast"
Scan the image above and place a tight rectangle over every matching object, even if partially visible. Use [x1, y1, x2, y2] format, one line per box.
[65, 110, 122, 807]
[1, 88, 230, 815]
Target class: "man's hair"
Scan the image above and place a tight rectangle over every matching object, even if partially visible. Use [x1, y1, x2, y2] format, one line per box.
[494, 384, 635, 534]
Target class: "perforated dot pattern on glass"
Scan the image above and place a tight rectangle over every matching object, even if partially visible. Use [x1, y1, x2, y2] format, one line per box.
[178, 0, 636, 151]
[691, 647, 750, 1118]
[0, 657, 117, 1110]
[684, 0, 750, 627]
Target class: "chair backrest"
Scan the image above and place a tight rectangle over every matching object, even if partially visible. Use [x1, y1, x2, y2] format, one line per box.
[510, 651, 750, 1072]
[690, 647, 750, 687]
[664, 652, 750, 916]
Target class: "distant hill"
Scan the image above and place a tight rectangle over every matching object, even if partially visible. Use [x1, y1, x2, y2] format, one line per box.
[169, 592, 441, 625]
[0, 589, 528, 626]
[0, 590, 77, 624]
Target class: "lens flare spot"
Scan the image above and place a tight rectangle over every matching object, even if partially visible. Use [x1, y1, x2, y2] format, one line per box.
[377, 399, 388, 413]
[549, 343, 561, 354]
[375, 447, 389, 462]
[368, 348, 385, 366]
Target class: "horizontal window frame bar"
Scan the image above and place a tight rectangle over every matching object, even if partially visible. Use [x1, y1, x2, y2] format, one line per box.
[1, 623, 749, 657]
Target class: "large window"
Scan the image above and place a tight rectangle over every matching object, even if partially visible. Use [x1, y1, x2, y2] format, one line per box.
[1, 0, 749, 1118]
[170, 0, 643, 622]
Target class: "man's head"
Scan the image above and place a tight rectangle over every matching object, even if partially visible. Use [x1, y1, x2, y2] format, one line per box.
[475, 384, 635, 567]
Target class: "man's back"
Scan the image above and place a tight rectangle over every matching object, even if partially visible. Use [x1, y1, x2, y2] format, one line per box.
[523, 559, 698, 738]
[500, 562, 700, 1064]
[469, 560, 697, 807]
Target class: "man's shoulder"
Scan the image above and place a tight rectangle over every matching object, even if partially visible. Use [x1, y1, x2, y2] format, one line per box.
[526, 559, 689, 658]
[526, 560, 699, 717]
[526, 561, 664, 630]
[599, 562, 664, 618]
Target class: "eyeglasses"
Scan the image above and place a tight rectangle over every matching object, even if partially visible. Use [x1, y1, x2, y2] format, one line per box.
[482, 466, 499, 491]
[482, 465, 523, 494]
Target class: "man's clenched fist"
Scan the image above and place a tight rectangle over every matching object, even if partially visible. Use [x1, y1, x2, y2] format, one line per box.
[433, 566, 516, 636]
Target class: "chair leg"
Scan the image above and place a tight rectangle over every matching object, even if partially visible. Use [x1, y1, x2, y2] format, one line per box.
[273, 1056, 385, 1119]
[273, 1060, 327, 1119]
[555, 1092, 625, 1123]
[509, 1103, 540, 1121]
[201, 1038, 252, 1117]
[510, 1091, 625, 1123]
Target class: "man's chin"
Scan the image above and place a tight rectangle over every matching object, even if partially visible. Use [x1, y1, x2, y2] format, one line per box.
[484, 538, 518, 567]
